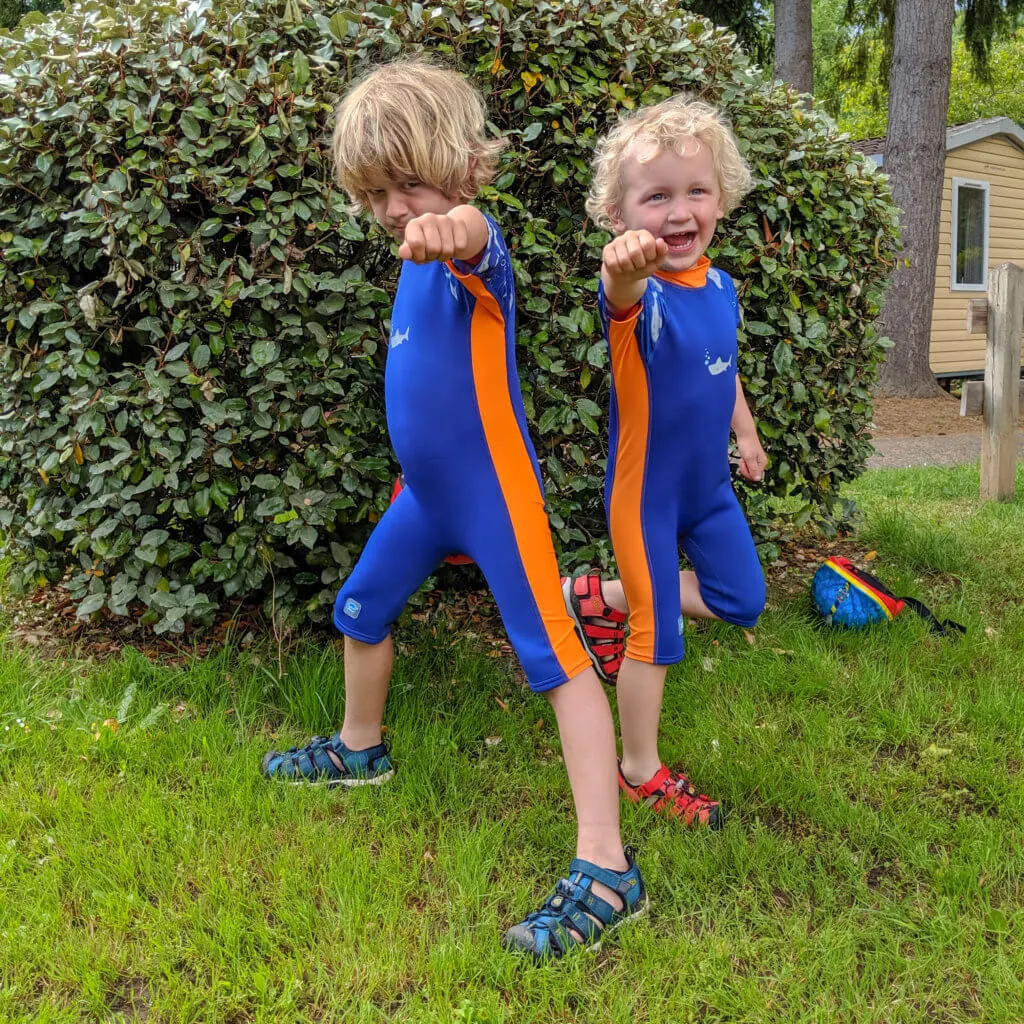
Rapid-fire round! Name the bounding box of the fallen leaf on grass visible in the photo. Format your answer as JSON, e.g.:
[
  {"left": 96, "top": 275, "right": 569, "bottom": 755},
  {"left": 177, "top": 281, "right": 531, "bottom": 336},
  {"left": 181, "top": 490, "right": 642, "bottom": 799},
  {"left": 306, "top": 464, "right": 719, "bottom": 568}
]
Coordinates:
[
  {"left": 864, "top": 550, "right": 878, "bottom": 561},
  {"left": 923, "top": 743, "right": 952, "bottom": 757},
  {"left": 90, "top": 719, "right": 118, "bottom": 740},
  {"left": 484, "top": 736, "right": 502, "bottom": 747},
  {"left": 743, "top": 630, "right": 756, "bottom": 646},
  {"left": 493, "top": 696, "right": 509, "bottom": 711},
  {"left": 702, "top": 657, "right": 714, "bottom": 672}
]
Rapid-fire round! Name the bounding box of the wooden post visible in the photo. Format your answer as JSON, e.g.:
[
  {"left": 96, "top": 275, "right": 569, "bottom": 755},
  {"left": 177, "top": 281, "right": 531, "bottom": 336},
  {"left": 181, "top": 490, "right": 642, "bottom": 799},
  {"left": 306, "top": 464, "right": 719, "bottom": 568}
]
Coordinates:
[{"left": 981, "top": 263, "right": 1024, "bottom": 501}]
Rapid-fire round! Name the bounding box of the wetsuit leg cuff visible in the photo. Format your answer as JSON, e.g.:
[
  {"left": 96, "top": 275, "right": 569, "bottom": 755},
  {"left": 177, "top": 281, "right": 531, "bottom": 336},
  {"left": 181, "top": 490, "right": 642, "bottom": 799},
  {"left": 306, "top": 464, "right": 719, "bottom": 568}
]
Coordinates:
[{"left": 333, "top": 619, "right": 391, "bottom": 646}]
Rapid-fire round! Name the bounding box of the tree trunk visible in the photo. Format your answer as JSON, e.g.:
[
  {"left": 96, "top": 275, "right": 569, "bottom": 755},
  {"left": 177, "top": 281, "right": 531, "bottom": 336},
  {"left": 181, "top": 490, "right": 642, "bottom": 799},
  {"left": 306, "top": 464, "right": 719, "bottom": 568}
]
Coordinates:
[
  {"left": 876, "top": 0, "right": 955, "bottom": 398},
  {"left": 774, "top": 0, "right": 814, "bottom": 96}
]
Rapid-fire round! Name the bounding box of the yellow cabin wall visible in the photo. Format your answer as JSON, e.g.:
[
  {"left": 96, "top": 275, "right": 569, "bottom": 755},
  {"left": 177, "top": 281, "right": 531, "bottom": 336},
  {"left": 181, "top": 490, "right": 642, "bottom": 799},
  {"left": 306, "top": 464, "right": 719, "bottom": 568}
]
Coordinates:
[{"left": 930, "top": 135, "right": 1024, "bottom": 375}]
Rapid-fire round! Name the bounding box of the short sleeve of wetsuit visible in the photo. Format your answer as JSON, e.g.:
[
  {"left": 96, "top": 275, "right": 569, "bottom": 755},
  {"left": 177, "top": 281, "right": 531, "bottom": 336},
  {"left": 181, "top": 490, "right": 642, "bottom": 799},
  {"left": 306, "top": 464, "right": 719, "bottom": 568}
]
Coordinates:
[
  {"left": 716, "top": 268, "right": 741, "bottom": 330},
  {"left": 447, "top": 213, "right": 516, "bottom": 324},
  {"left": 597, "top": 279, "right": 668, "bottom": 365}
]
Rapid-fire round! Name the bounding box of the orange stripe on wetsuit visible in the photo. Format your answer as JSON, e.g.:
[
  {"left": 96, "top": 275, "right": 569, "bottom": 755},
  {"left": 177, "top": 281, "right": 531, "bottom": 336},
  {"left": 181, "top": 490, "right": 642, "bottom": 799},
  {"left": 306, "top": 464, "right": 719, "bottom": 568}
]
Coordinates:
[
  {"left": 606, "top": 303, "right": 657, "bottom": 662},
  {"left": 450, "top": 264, "right": 592, "bottom": 682},
  {"left": 606, "top": 258, "right": 711, "bottom": 663}
]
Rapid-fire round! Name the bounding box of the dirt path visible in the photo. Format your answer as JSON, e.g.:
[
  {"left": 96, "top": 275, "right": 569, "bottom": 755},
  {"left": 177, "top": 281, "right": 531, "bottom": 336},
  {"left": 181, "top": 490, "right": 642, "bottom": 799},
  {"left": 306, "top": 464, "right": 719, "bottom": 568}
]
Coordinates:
[{"left": 867, "top": 395, "right": 1024, "bottom": 469}]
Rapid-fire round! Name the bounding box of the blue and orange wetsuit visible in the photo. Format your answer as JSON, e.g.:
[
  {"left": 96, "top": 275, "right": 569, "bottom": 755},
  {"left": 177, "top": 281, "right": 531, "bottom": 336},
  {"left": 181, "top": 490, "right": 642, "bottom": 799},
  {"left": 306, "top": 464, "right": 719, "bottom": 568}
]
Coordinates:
[
  {"left": 334, "top": 216, "right": 591, "bottom": 692},
  {"left": 599, "top": 255, "right": 766, "bottom": 666}
]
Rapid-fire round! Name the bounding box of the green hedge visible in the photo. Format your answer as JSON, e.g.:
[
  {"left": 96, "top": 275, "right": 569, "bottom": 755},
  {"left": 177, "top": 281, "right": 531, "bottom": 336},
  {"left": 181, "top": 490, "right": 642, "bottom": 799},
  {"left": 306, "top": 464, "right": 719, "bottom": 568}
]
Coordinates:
[
  {"left": 0, "top": 0, "right": 63, "bottom": 33},
  {"left": 0, "top": 0, "right": 899, "bottom": 632}
]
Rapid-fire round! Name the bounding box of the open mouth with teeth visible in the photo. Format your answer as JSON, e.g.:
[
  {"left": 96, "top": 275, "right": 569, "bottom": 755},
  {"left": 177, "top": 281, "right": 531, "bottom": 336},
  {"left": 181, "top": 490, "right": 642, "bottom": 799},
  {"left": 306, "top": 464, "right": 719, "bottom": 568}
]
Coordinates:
[{"left": 662, "top": 231, "right": 699, "bottom": 254}]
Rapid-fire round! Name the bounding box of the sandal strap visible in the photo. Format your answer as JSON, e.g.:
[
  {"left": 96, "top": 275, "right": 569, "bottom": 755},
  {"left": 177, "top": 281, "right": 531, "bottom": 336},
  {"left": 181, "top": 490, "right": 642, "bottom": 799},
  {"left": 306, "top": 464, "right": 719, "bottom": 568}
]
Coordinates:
[
  {"left": 579, "top": 623, "right": 623, "bottom": 641},
  {"left": 550, "top": 885, "right": 606, "bottom": 937},
  {"left": 557, "top": 878, "right": 617, "bottom": 925},
  {"left": 598, "top": 655, "right": 622, "bottom": 679},
  {"left": 310, "top": 743, "right": 343, "bottom": 776},
  {"left": 520, "top": 877, "right": 613, "bottom": 947},
  {"left": 635, "top": 765, "right": 675, "bottom": 799},
  {"left": 519, "top": 912, "right": 584, "bottom": 957},
  {"left": 572, "top": 573, "right": 627, "bottom": 624},
  {"left": 567, "top": 854, "right": 637, "bottom": 899},
  {"left": 640, "top": 766, "right": 703, "bottom": 801},
  {"left": 284, "top": 736, "right": 345, "bottom": 780}
]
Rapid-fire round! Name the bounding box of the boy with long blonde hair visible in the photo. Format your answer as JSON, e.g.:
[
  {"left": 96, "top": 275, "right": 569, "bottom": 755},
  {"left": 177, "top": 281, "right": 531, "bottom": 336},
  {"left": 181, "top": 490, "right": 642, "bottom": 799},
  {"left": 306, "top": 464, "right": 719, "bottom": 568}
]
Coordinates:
[
  {"left": 565, "top": 97, "right": 768, "bottom": 828},
  {"left": 261, "top": 59, "right": 646, "bottom": 959}
]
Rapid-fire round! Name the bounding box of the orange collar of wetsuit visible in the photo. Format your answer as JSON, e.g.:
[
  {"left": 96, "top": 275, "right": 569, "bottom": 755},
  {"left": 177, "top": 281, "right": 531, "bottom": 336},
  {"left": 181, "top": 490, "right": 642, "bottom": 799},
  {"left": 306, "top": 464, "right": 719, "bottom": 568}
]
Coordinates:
[{"left": 655, "top": 255, "right": 710, "bottom": 289}]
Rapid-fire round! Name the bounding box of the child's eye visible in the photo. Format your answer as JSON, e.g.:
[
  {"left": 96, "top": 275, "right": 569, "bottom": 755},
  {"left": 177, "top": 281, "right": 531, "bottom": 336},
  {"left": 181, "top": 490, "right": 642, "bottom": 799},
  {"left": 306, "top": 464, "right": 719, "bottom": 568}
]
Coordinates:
[
  {"left": 646, "top": 192, "right": 667, "bottom": 203},
  {"left": 401, "top": 180, "right": 422, "bottom": 191},
  {"left": 690, "top": 187, "right": 707, "bottom": 197}
]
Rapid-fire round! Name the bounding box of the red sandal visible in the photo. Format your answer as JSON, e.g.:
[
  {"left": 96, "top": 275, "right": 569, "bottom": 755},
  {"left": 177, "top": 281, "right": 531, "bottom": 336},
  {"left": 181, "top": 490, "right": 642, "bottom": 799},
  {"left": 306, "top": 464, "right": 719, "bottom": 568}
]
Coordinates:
[
  {"left": 618, "top": 763, "right": 724, "bottom": 830},
  {"left": 561, "top": 572, "right": 627, "bottom": 685}
]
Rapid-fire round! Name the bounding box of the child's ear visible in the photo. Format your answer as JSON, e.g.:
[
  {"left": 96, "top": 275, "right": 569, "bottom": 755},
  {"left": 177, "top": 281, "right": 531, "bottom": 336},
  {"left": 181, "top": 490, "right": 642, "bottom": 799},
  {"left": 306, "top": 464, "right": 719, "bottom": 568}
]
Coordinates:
[{"left": 608, "top": 206, "right": 627, "bottom": 233}]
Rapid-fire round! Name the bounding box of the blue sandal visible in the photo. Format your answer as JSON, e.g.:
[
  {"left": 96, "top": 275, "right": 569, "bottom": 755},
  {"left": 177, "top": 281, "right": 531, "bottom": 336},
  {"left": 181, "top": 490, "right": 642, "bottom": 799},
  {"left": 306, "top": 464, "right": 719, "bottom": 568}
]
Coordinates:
[
  {"left": 504, "top": 846, "right": 647, "bottom": 958},
  {"left": 261, "top": 734, "right": 394, "bottom": 787}
]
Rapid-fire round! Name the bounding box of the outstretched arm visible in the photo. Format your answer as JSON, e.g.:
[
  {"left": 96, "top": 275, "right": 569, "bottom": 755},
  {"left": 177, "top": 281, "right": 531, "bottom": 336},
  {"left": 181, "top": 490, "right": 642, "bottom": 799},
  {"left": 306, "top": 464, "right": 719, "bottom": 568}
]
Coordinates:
[
  {"left": 601, "top": 229, "right": 668, "bottom": 316},
  {"left": 397, "top": 205, "right": 490, "bottom": 264}
]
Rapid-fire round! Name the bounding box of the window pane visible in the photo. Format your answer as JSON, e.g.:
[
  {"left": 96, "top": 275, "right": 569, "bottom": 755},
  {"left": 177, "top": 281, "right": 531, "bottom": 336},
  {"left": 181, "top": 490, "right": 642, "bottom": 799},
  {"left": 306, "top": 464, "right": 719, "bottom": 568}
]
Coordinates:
[{"left": 955, "top": 185, "right": 986, "bottom": 286}]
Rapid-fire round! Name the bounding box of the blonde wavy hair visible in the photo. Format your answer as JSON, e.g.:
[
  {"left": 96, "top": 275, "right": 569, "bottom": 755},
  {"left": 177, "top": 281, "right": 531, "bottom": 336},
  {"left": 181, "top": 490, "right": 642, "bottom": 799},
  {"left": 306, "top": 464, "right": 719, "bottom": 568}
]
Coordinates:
[
  {"left": 331, "top": 58, "right": 505, "bottom": 212},
  {"left": 586, "top": 97, "right": 753, "bottom": 231}
]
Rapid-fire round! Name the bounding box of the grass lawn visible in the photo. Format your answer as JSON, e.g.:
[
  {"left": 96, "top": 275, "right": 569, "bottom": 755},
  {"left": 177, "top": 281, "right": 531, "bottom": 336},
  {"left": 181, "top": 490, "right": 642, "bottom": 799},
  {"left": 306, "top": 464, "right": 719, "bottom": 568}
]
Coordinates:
[{"left": 1, "top": 464, "right": 1022, "bottom": 1023}]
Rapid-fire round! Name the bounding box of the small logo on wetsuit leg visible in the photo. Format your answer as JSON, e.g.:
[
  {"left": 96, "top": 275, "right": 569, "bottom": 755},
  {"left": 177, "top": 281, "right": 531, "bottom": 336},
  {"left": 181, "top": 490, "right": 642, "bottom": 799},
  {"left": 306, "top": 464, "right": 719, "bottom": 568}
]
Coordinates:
[
  {"left": 389, "top": 325, "right": 409, "bottom": 349},
  {"left": 343, "top": 598, "right": 362, "bottom": 619},
  {"left": 678, "top": 615, "right": 685, "bottom": 635}
]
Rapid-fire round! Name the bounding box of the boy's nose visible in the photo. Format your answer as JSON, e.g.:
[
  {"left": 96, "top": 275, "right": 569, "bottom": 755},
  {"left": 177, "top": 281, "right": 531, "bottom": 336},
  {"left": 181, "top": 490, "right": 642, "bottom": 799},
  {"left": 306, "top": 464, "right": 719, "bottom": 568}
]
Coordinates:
[
  {"left": 385, "top": 192, "right": 408, "bottom": 219},
  {"left": 666, "top": 200, "right": 694, "bottom": 225}
]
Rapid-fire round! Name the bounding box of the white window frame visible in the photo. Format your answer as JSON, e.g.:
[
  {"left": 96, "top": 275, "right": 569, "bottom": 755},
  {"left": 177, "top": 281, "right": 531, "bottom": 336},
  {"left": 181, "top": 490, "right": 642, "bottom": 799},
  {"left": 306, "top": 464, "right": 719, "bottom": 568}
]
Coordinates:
[{"left": 950, "top": 177, "right": 990, "bottom": 292}]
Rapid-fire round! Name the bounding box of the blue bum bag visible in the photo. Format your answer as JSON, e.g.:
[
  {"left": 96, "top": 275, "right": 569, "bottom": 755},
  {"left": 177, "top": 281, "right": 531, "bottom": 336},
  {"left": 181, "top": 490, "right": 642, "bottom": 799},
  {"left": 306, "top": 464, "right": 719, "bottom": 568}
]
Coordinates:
[{"left": 812, "top": 557, "right": 965, "bottom": 636}]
